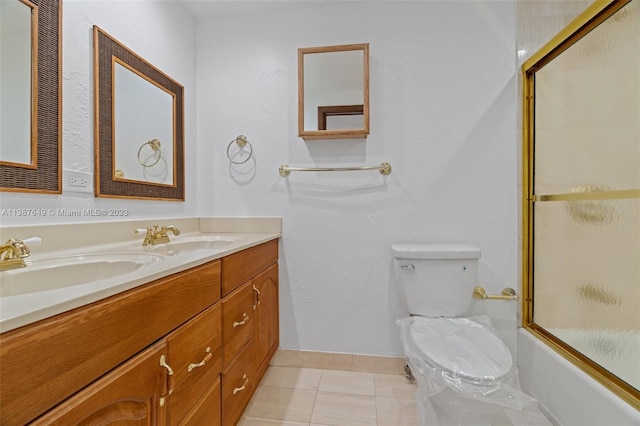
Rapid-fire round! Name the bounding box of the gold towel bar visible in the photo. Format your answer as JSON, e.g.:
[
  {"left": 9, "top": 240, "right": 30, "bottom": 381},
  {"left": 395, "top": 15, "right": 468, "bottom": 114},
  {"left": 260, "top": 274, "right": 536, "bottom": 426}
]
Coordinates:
[
  {"left": 279, "top": 162, "right": 392, "bottom": 177},
  {"left": 473, "top": 286, "right": 519, "bottom": 301}
]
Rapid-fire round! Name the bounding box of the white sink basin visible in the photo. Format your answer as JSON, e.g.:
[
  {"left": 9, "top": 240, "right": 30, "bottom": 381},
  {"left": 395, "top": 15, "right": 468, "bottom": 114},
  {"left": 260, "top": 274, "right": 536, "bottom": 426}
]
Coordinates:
[
  {"left": 0, "top": 253, "right": 163, "bottom": 297},
  {"left": 148, "top": 235, "right": 238, "bottom": 255}
]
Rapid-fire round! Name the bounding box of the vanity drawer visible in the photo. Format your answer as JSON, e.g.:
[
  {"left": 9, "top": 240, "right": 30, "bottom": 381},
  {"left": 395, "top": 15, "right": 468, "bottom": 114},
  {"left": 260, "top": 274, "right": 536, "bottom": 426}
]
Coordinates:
[
  {"left": 221, "top": 342, "right": 254, "bottom": 426},
  {"left": 179, "top": 376, "right": 221, "bottom": 426},
  {"left": 221, "top": 239, "right": 278, "bottom": 296},
  {"left": 222, "top": 281, "right": 254, "bottom": 367},
  {"left": 167, "top": 302, "right": 222, "bottom": 425}
]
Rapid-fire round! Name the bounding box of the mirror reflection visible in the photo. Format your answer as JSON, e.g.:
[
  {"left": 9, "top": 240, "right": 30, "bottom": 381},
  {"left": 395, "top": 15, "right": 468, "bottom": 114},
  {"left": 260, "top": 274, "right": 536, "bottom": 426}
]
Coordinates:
[
  {"left": 0, "top": 0, "right": 61, "bottom": 194},
  {"left": 114, "top": 61, "right": 175, "bottom": 185},
  {"left": 0, "top": 0, "right": 36, "bottom": 166},
  {"left": 298, "top": 43, "right": 369, "bottom": 140},
  {"left": 94, "top": 25, "right": 184, "bottom": 201}
]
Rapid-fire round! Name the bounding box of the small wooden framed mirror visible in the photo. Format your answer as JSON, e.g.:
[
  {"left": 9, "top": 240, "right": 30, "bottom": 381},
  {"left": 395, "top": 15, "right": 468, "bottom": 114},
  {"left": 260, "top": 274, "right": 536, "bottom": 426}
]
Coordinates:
[
  {"left": 298, "top": 43, "right": 369, "bottom": 140},
  {"left": 93, "top": 25, "right": 184, "bottom": 201}
]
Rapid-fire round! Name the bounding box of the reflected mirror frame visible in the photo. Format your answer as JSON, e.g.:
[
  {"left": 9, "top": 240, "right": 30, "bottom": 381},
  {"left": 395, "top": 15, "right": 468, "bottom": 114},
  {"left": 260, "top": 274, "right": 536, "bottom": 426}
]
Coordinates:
[
  {"left": 521, "top": 0, "right": 639, "bottom": 410},
  {"left": 0, "top": 0, "right": 61, "bottom": 193},
  {"left": 298, "top": 43, "right": 369, "bottom": 140},
  {"left": 93, "top": 25, "right": 185, "bottom": 201}
]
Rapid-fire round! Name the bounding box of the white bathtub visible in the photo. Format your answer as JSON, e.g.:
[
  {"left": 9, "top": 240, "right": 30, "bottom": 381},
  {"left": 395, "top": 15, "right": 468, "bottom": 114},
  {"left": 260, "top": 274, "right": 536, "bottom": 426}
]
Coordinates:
[{"left": 517, "top": 329, "right": 640, "bottom": 426}]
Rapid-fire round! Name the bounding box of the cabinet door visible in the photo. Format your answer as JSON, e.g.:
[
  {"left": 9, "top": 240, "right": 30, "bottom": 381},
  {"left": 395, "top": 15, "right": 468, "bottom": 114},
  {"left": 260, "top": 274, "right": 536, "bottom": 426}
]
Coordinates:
[
  {"left": 31, "top": 342, "right": 167, "bottom": 426},
  {"left": 253, "top": 262, "right": 279, "bottom": 380}
]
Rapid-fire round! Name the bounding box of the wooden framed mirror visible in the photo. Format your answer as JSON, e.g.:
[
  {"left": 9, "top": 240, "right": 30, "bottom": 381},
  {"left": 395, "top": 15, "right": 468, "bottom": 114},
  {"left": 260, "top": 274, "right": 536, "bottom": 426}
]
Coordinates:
[
  {"left": 93, "top": 25, "right": 184, "bottom": 201},
  {"left": 0, "top": 0, "right": 61, "bottom": 193},
  {"left": 298, "top": 43, "right": 369, "bottom": 140}
]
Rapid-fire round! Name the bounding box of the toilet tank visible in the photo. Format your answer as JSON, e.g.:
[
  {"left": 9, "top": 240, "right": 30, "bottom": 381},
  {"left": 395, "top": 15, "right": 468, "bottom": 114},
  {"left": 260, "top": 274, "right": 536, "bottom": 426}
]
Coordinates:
[{"left": 392, "top": 243, "right": 480, "bottom": 317}]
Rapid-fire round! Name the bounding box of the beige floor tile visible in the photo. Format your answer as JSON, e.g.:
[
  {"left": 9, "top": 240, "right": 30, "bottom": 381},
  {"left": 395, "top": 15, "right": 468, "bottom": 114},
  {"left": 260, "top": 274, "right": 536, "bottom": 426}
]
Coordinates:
[
  {"left": 318, "top": 370, "right": 375, "bottom": 396},
  {"left": 352, "top": 354, "right": 405, "bottom": 375},
  {"left": 270, "top": 349, "right": 304, "bottom": 368},
  {"left": 243, "top": 385, "right": 317, "bottom": 423},
  {"left": 376, "top": 395, "right": 420, "bottom": 426},
  {"left": 374, "top": 373, "right": 416, "bottom": 399},
  {"left": 310, "top": 392, "right": 377, "bottom": 426},
  {"left": 302, "top": 351, "right": 353, "bottom": 370},
  {"left": 239, "top": 417, "right": 310, "bottom": 426},
  {"left": 261, "top": 366, "right": 323, "bottom": 391}
]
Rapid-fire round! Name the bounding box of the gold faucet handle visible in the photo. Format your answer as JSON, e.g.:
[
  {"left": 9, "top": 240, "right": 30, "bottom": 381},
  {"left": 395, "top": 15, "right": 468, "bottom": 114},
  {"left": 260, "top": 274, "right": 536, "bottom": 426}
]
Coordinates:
[
  {"left": 3, "top": 237, "right": 39, "bottom": 259},
  {"left": 0, "top": 237, "right": 39, "bottom": 270},
  {"left": 135, "top": 227, "right": 156, "bottom": 246}
]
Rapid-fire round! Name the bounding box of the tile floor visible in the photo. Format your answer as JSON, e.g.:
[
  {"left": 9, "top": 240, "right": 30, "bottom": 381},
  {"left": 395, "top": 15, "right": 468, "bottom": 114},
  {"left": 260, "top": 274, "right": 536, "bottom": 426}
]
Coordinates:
[
  {"left": 239, "top": 366, "right": 419, "bottom": 426},
  {"left": 239, "top": 365, "right": 555, "bottom": 426}
]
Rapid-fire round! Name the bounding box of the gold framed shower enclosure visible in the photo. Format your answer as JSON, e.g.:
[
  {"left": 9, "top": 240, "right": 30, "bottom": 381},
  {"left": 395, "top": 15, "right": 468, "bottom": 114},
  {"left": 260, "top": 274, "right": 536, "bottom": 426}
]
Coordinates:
[{"left": 522, "top": 0, "right": 639, "bottom": 410}]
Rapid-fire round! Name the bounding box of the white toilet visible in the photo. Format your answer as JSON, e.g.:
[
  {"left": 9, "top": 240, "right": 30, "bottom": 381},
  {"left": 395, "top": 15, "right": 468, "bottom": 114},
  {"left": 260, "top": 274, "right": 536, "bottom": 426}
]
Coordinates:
[{"left": 392, "top": 243, "right": 539, "bottom": 426}]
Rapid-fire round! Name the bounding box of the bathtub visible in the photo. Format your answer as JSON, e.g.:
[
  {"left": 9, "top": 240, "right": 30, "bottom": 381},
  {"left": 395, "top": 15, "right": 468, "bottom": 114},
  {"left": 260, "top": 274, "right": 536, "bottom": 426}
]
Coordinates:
[{"left": 517, "top": 329, "right": 640, "bottom": 425}]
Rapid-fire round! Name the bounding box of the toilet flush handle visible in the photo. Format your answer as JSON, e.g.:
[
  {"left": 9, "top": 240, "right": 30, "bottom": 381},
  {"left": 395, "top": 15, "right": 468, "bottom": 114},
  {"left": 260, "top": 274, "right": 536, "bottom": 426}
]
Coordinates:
[{"left": 400, "top": 264, "right": 415, "bottom": 271}]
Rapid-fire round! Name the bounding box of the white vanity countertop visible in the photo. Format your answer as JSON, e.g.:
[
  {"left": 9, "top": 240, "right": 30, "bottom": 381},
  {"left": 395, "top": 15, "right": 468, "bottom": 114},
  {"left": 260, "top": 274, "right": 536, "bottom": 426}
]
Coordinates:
[{"left": 0, "top": 220, "right": 280, "bottom": 333}]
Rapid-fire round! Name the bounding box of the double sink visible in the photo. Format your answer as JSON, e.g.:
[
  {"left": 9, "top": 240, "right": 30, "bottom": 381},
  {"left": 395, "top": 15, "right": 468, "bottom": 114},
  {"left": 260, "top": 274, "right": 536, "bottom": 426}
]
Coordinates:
[{"left": 0, "top": 234, "right": 239, "bottom": 298}]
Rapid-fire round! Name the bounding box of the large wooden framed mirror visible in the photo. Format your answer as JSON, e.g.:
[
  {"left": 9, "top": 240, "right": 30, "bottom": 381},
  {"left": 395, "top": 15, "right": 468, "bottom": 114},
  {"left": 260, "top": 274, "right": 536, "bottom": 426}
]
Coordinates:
[
  {"left": 0, "top": 0, "right": 61, "bottom": 193},
  {"left": 298, "top": 43, "right": 369, "bottom": 140},
  {"left": 94, "top": 26, "right": 184, "bottom": 201}
]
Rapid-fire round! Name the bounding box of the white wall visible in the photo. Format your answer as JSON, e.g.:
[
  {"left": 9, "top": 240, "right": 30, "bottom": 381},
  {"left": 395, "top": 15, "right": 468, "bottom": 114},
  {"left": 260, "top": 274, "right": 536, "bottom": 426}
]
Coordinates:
[
  {"left": 197, "top": 1, "right": 518, "bottom": 356},
  {"left": 0, "top": 0, "right": 197, "bottom": 225}
]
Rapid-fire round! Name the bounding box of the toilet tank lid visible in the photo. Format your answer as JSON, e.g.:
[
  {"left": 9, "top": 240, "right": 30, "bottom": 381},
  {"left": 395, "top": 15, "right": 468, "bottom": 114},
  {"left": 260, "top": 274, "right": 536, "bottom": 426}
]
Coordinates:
[{"left": 391, "top": 243, "right": 480, "bottom": 259}]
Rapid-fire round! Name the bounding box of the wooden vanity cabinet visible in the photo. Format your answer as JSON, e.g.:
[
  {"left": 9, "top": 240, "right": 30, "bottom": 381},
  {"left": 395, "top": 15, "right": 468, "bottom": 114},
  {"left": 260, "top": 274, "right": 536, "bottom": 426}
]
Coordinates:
[
  {"left": 30, "top": 304, "right": 224, "bottom": 426},
  {"left": 0, "top": 238, "right": 279, "bottom": 426}
]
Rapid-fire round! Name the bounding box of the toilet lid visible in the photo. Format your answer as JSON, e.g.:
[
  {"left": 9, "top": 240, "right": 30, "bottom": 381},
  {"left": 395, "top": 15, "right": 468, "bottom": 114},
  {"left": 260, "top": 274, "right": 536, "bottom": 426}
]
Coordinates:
[{"left": 410, "top": 317, "right": 513, "bottom": 383}]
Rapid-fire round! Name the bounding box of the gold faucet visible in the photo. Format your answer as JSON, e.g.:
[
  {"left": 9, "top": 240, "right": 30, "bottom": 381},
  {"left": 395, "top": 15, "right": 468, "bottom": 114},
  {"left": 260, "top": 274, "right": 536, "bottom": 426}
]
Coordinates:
[
  {"left": 137, "top": 225, "right": 181, "bottom": 246},
  {"left": 0, "top": 238, "right": 33, "bottom": 271}
]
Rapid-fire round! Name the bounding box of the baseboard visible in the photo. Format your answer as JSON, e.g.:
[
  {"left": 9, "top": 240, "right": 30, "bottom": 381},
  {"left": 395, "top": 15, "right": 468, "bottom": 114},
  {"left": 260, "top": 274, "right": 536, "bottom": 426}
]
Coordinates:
[{"left": 269, "top": 349, "right": 406, "bottom": 375}]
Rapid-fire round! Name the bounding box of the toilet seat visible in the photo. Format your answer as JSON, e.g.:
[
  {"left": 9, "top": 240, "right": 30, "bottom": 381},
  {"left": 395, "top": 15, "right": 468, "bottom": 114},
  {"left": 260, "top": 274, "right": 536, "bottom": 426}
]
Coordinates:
[{"left": 409, "top": 316, "right": 513, "bottom": 384}]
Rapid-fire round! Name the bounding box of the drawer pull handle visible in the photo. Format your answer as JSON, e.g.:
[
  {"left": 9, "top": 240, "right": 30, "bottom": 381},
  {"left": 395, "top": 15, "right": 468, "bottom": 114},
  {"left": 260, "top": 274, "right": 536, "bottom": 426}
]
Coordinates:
[
  {"left": 188, "top": 347, "right": 212, "bottom": 372},
  {"left": 253, "top": 285, "right": 261, "bottom": 310},
  {"left": 233, "top": 374, "right": 249, "bottom": 395},
  {"left": 233, "top": 313, "right": 249, "bottom": 328},
  {"left": 159, "top": 355, "right": 174, "bottom": 406}
]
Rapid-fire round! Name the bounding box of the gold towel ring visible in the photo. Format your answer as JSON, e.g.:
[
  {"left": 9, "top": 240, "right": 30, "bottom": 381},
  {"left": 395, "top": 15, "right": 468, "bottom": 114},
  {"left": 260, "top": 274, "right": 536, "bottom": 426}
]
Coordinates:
[
  {"left": 137, "top": 138, "right": 163, "bottom": 168},
  {"left": 226, "top": 135, "right": 253, "bottom": 165}
]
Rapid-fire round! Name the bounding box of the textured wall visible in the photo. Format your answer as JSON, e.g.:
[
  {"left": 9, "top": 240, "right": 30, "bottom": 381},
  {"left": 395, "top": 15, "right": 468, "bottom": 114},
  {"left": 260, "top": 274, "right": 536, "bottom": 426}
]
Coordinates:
[
  {"left": 0, "top": 0, "right": 197, "bottom": 224},
  {"left": 197, "top": 1, "right": 518, "bottom": 356}
]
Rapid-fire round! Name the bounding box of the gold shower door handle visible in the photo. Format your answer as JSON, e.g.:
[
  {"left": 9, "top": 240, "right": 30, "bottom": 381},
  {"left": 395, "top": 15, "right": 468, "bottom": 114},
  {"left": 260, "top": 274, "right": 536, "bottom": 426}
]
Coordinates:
[{"left": 473, "top": 286, "right": 519, "bottom": 301}]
